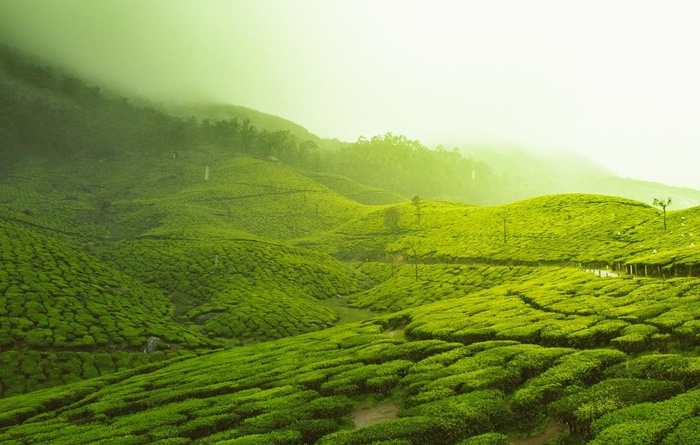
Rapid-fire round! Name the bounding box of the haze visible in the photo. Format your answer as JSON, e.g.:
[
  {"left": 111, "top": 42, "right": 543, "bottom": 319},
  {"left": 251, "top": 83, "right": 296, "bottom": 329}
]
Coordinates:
[{"left": 2, "top": 0, "right": 700, "bottom": 189}]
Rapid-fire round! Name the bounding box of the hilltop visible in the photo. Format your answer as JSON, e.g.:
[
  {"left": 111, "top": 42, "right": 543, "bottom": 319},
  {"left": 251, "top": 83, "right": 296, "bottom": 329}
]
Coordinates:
[{"left": 4, "top": 46, "right": 700, "bottom": 444}]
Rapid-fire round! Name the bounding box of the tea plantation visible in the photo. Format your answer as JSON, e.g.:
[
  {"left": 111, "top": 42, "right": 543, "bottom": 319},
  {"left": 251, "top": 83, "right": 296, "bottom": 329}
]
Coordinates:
[
  {"left": 6, "top": 145, "right": 700, "bottom": 443},
  {"left": 5, "top": 274, "right": 700, "bottom": 444}
]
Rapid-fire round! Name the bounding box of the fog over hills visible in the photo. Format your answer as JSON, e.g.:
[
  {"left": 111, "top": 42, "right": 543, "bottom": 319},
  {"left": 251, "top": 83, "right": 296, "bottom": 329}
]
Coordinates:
[
  {"left": 2, "top": 0, "right": 700, "bottom": 190},
  {"left": 6, "top": 4, "right": 700, "bottom": 445}
]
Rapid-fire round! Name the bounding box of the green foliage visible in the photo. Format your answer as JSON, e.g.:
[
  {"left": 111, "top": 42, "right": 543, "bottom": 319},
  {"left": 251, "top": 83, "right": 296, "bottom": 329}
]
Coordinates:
[
  {"left": 550, "top": 378, "right": 684, "bottom": 439},
  {"left": 663, "top": 417, "right": 700, "bottom": 445},
  {"left": 8, "top": 47, "right": 700, "bottom": 445},
  {"left": 302, "top": 171, "right": 406, "bottom": 205},
  {"left": 457, "top": 433, "right": 510, "bottom": 445},
  {"left": 104, "top": 237, "right": 359, "bottom": 342},
  {"left": 590, "top": 389, "right": 700, "bottom": 444},
  {"left": 402, "top": 390, "right": 509, "bottom": 442},
  {"left": 322, "top": 133, "right": 494, "bottom": 205},
  {"left": 316, "top": 416, "right": 445, "bottom": 445},
  {"left": 510, "top": 349, "right": 626, "bottom": 424},
  {"left": 604, "top": 354, "right": 700, "bottom": 388}
]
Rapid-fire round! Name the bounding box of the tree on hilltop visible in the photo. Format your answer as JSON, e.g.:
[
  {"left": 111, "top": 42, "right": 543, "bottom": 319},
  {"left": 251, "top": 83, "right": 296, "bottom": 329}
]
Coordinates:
[
  {"left": 412, "top": 195, "right": 422, "bottom": 224},
  {"left": 384, "top": 207, "right": 401, "bottom": 236},
  {"left": 653, "top": 197, "right": 672, "bottom": 231}
]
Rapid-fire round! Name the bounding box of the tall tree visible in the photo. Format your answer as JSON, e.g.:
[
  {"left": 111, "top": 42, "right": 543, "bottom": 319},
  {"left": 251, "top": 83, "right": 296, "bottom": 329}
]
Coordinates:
[
  {"left": 412, "top": 195, "right": 422, "bottom": 224},
  {"left": 653, "top": 197, "right": 672, "bottom": 231},
  {"left": 384, "top": 207, "right": 401, "bottom": 236}
]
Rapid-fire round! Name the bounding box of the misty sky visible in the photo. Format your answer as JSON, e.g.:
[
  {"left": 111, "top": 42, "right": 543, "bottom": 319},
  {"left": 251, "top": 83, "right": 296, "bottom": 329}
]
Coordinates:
[{"left": 2, "top": 0, "right": 700, "bottom": 189}]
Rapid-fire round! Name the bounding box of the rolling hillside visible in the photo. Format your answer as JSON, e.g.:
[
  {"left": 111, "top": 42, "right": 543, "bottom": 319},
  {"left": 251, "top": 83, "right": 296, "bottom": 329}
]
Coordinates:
[{"left": 5, "top": 46, "right": 700, "bottom": 444}]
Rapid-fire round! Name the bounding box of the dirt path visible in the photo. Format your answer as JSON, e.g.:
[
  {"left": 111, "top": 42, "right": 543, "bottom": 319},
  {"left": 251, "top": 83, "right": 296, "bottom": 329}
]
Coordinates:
[
  {"left": 510, "top": 419, "right": 568, "bottom": 445},
  {"left": 351, "top": 399, "right": 400, "bottom": 428},
  {"left": 386, "top": 328, "right": 404, "bottom": 337}
]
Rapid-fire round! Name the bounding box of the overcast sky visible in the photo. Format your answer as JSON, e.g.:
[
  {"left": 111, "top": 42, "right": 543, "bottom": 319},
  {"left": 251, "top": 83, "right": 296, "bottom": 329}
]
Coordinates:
[{"left": 2, "top": 0, "right": 700, "bottom": 189}]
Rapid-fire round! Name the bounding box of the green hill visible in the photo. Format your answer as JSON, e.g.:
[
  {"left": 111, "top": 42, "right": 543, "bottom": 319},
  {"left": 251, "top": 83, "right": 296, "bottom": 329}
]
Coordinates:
[
  {"left": 5, "top": 268, "right": 700, "bottom": 443},
  {"left": 0, "top": 219, "right": 215, "bottom": 397},
  {"left": 298, "top": 194, "right": 657, "bottom": 265},
  {"left": 6, "top": 46, "right": 700, "bottom": 444},
  {"left": 300, "top": 171, "right": 406, "bottom": 206}
]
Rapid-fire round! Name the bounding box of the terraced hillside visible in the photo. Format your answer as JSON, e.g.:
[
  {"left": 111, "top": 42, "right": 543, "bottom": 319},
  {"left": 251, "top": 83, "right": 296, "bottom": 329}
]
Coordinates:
[
  {"left": 6, "top": 142, "right": 700, "bottom": 444},
  {"left": 6, "top": 268, "right": 700, "bottom": 444},
  {"left": 6, "top": 48, "right": 700, "bottom": 444},
  {"left": 0, "top": 153, "right": 374, "bottom": 393},
  {"left": 300, "top": 193, "right": 700, "bottom": 274},
  {"left": 0, "top": 219, "right": 214, "bottom": 397},
  {"left": 7, "top": 138, "right": 700, "bottom": 443}
]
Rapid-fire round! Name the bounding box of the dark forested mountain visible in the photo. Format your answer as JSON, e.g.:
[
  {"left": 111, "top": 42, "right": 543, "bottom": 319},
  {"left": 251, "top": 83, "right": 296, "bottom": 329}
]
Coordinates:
[
  {"left": 0, "top": 46, "right": 324, "bottom": 178},
  {"left": 169, "top": 102, "right": 347, "bottom": 152}
]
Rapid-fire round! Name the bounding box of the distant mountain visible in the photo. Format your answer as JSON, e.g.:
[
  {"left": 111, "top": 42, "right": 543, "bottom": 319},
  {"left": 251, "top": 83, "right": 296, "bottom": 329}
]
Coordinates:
[{"left": 459, "top": 143, "right": 700, "bottom": 208}]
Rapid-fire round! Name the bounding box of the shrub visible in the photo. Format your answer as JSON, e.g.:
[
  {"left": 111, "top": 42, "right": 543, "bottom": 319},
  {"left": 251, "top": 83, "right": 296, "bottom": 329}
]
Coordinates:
[
  {"left": 219, "top": 429, "right": 302, "bottom": 445},
  {"left": 296, "top": 418, "right": 341, "bottom": 444},
  {"left": 457, "top": 432, "right": 510, "bottom": 445},
  {"left": 402, "top": 390, "right": 509, "bottom": 442},
  {"left": 589, "top": 421, "right": 667, "bottom": 445},
  {"left": 306, "top": 396, "right": 356, "bottom": 418},
  {"left": 662, "top": 417, "right": 700, "bottom": 445},
  {"left": 550, "top": 378, "right": 684, "bottom": 439},
  {"left": 316, "top": 416, "right": 445, "bottom": 445},
  {"left": 591, "top": 389, "right": 700, "bottom": 441}
]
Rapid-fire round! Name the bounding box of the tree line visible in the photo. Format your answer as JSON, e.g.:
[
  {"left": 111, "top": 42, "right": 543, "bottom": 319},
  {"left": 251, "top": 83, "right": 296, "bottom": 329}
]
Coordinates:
[{"left": 1, "top": 45, "right": 503, "bottom": 204}]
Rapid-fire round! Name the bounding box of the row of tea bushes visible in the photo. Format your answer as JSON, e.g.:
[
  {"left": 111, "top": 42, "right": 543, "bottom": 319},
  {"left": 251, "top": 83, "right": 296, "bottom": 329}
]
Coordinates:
[
  {"left": 0, "top": 220, "right": 214, "bottom": 351},
  {"left": 404, "top": 268, "right": 700, "bottom": 352},
  {"left": 317, "top": 390, "right": 509, "bottom": 445},
  {"left": 4, "top": 311, "right": 700, "bottom": 443},
  {"left": 103, "top": 238, "right": 362, "bottom": 341},
  {"left": 550, "top": 378, "right": 684, "bottom": 439},
  {"left": 113, "top": 157, "right": 366, "bottom": 242},
  {"left": 589, "top": 388, "right": 700, "bottom": 445},
  {"left": 348, "top": 263, "right": 538, "bottom": 311},
  {"left": 0, "top": 350, "right": 186, "bottom": 398}
]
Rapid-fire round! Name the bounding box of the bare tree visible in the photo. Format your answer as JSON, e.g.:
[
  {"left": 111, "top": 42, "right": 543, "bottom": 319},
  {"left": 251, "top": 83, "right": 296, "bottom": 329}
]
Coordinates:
[{"left": 653, "top": 197, "right": 672, "bottom": 231}]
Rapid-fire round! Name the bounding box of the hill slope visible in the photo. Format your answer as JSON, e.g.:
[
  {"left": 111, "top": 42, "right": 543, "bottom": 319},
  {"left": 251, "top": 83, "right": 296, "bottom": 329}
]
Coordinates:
[
  {"left": 5, "top": 268, "right": 700, "bottom": 443},
  {"left": 6, "top": 46, "right": 700, "bottom": 444}
]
